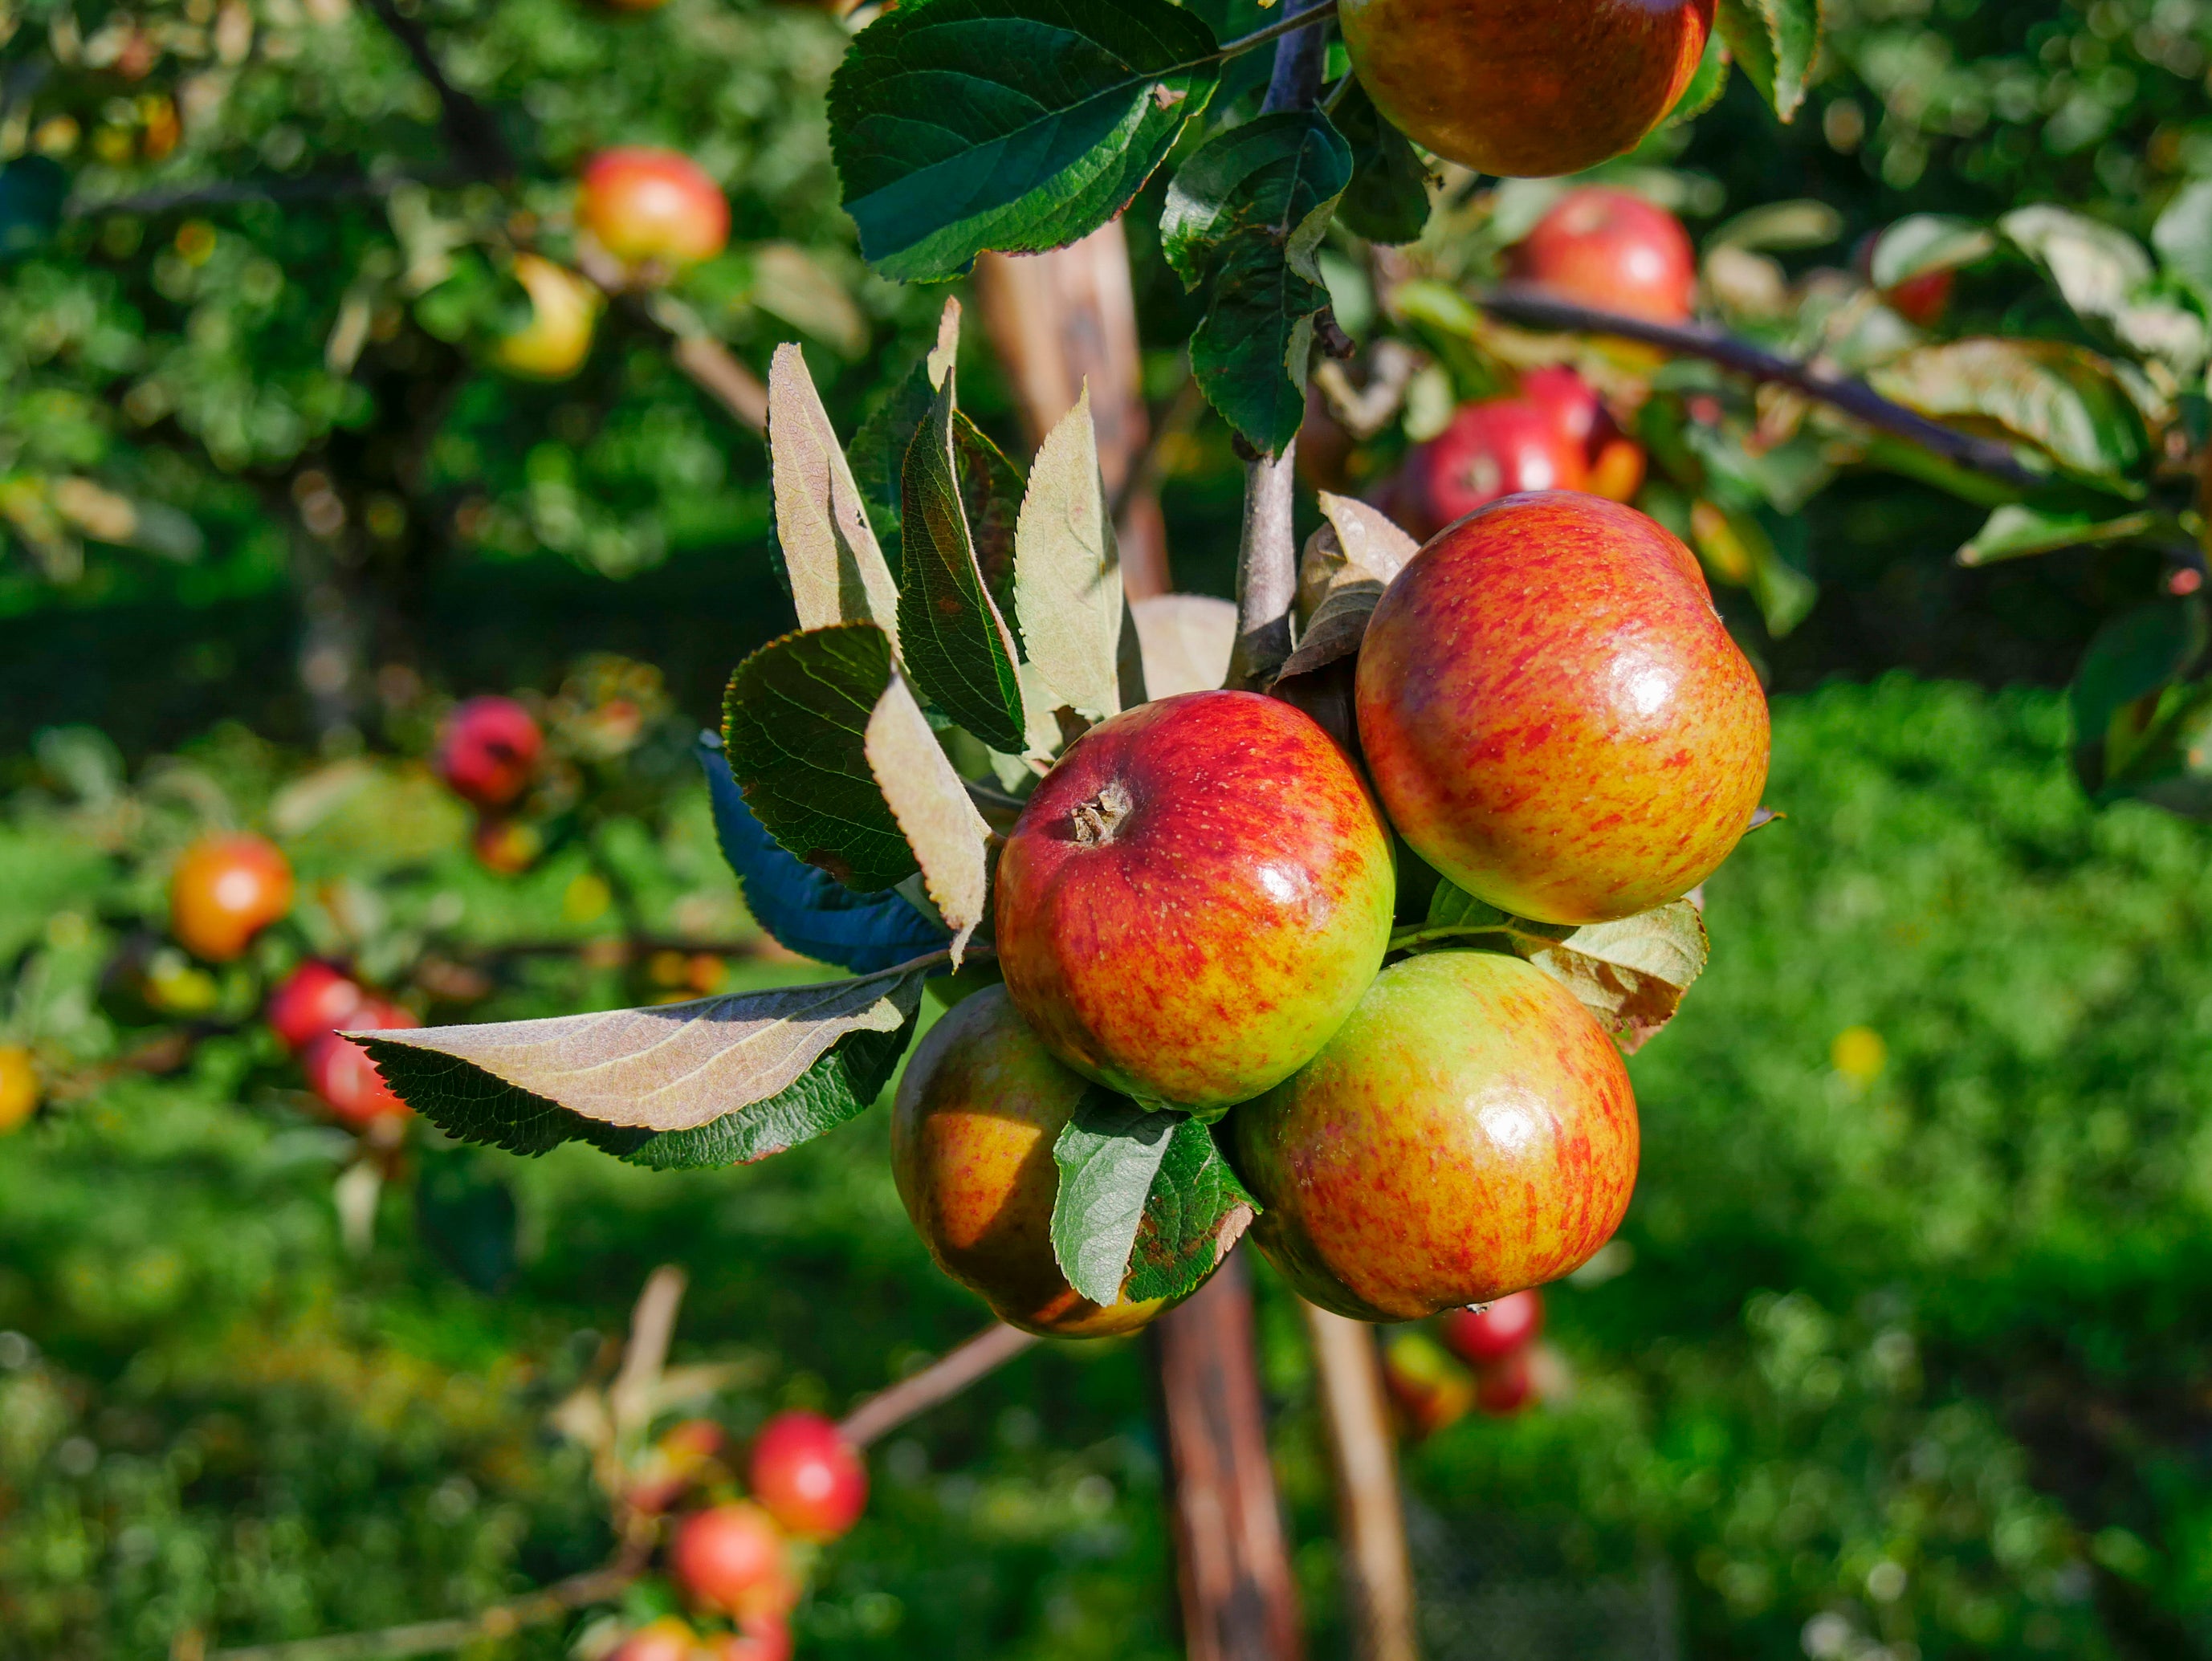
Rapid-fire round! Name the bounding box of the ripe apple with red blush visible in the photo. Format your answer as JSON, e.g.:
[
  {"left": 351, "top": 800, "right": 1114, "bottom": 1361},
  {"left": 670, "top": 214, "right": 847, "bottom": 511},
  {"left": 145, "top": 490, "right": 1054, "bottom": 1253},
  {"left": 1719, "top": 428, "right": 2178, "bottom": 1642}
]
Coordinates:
[
  {"left": 1355, "top": 492, "right": 1768, "bottom": 925},
  {"left": 1402, "top": 399, "right": 1585, "bottom": 538},
  {"left": 1519, "top": 365, "right": 1646, "bottom": 504},
  {"left": 1339, "top": 0, "right": 1713, "bottom": 177},
  {"left": 267, "top": 961, "right": 368, "bottom": 1052},
  {"left": 580, "top": 148, "right": 730, "bottom": 271},
  {"left": 672, "top": 1501, "right": 796, "bottom": 1619},
  {"left": 170, "top": 833, "right": 294, "bottom": 962},
  {"left": 437, "top": 696, "right": 544, "bottom": 811},
  {"left": 1509, "top": 187, "right": 1697, "bottom": 325},
  {"left": 995, "top": 691, "right": 1394, "bottom": 1112},
  {"left": 1443, "top": 1289, "right": 1544, "bottom": 1368},
  {"left": 749, "top": 1411, "right": 867, "bottom": 1541}
]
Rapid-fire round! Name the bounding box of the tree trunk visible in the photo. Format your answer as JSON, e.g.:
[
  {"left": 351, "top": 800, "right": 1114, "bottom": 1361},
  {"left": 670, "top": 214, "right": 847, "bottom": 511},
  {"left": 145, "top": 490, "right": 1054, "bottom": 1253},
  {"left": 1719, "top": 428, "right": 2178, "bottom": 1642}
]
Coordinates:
[
  {"left": 1154, "top": 1252, "right": 1306, "bottom": 1661},
  {"left": 1302, "top": 1303, "right": 1420, "bottom": 1661},
  {"left": 974, "top": 220, "right": 1170, "bottom": 599}
]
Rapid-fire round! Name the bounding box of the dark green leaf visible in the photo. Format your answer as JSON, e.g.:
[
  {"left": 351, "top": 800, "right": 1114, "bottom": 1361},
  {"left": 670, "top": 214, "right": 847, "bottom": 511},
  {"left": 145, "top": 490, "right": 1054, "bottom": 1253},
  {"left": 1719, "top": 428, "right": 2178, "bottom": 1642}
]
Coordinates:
[
  {"left": 1051, "top": 1090, "right": 1175, "bottom": 1306},
  {"left": 1122, "top": 1116, "right": 1258, "bottom": 1304},
  {"left": 0, "top": 159, "right": 66, "bottom": 263},
  {"left": 1717, "top": 0, "right": 1821, "bottom": 123},
  {"left": 1870, "top": 215, "right": 2000, "bottom": 290},
  {"left": 723, "top": 623, "right": 915, "bottom": 893},
  {"left": 849, "top": 357, "right": 934, "bottom": 565},
  {"left": 1869, "top": 338, "right": 2149, "bottom": 485},
  {"left": 1331, "top": 82, "right": 1432, "bottom": 246},
  {"left": 828, "top": 0, "right": 1222, "bottom": 282},
  {"left": 357, "top": 967, "right": 930, "bottom": 1169},
  {"left": 1957, "top": 503, "right": 2166, "bottom": 567},
  {"left": 2071, "top": 600, "right": 2207, "bottom": 771},
  {"left": 898, "top": 371, "right": 1029, "bottom": 750},
  {"left": 954, "top": 412, "right": 1025, "bottom": 624},
  {"left": 413, "top": 1154, "right": 519, "bottom": 1293}
]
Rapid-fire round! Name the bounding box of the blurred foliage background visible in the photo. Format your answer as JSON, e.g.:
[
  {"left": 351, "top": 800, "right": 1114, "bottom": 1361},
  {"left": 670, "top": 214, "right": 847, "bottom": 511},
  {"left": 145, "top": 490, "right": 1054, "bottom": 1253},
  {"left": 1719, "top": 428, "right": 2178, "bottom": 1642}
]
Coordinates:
[{"left": 10, "top": 0, "right": 2212, "bottom": 1657}]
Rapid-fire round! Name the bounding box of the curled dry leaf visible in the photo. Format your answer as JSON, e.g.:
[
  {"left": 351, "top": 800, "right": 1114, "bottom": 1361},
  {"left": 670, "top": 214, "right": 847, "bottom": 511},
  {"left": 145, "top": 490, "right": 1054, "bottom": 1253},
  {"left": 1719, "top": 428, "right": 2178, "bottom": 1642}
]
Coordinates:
[
  {"left": 1276, "top": 491, "right": 1420, "bottom": 685},
  {"left": 1130, "top": 593, "right": 1236, "bottom": 698}
]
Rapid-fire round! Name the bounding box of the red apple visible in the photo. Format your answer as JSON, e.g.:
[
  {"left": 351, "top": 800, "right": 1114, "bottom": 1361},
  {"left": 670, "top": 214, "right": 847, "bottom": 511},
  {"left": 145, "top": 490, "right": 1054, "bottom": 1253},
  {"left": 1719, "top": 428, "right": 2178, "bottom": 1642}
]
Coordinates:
[
  {"left": 1339, "top": 0, "right": 1713, "bottom": 177},
  {"left": 1522, "top": 366, "right": 1647, "bottom": 504},
  {"left": 579, "top": 147, "right": 730, "bottom": 270},
  {"left": 1407, "top": 399, "right": 1587, "bottom": 538},
  {"left": 1381, "top": 1329, "right": 1477, "bottom": 1438},
  {"left": 1235, "top": 951, "right": 1639, "bottom": 1321},
  {"left": 1856, "top": 232, "right": 1955, "bottom": 328},
  {"left": 0, "top": 1045, "right": 39, "bottom": 1134},
  {"left": 304, "top": 1000, "right": 420, "bottom": 1129},
  {"left": 1508, "top": 186, "right": 1697, "bottom": 324},
  {"left": 671, "top": 1502, "right": 797, "bottom": 1619},
  {"left": 1476, "top": 1347, "right": 1535, "bottom": 1415},
  {"left": 609, "top": 1617, "right": 700, "bottom": 1661},
  {"left": 494, "top": 253, "right": 600, "bottom": 381},
  {"left": 703, "top": 1615, "right": 792, "bottom": 1661},
  {"left": 436, "top": 696, "right": 544, "bottom": 811},
  {"left": 1355, "top": 493, "right": 1768, "bottom": 924},
  {"left": 267, "top": 961, "right": 368, "bottom": 1052},
  {"left": 170, "top": 833, "right": 294, "bottom": 962},
  {"left": 749, "top": 1411, "right": 867, "bottom": 1541},
  {"left": 994, "top": 691, "right": 1395, "bottom": 1111},
  {"left": 1442, "top": 1288, "right": 1544, "bottom": 1368},
  {"left": 893, "top": 985, "right": 1175, "bottom": 1336}
]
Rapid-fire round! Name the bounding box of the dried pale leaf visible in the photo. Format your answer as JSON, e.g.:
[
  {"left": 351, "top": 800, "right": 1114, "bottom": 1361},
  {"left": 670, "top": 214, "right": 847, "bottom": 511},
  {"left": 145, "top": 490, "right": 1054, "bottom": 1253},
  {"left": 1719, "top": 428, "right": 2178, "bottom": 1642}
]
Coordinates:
[
  {"left": 928, "top": 296, "right": 960, "bottom": 389},
  {"left": 1131, "top": 593, "right": 1236, "bottom": 698},
  {"left": 358, "top": 971, "right": 923, "bottom": 1134},
  {"left": 1523, "top": 902, "right": 1711, "bottom": 1054},
  {"left": 1015, "top": 389, "right": 1125, "bottom": 722},
  {"left": 1276, "top": 579, "right": 1385, "bottom": 683},
  {"left": 768, "top": 344, "right": 902, "bottom": 651},
  {"left": 864, "top": 673, "right": 994, "bottom": 963},
  {"left": 1280, "top": 493, "right": 1419, "bottom": 680}
]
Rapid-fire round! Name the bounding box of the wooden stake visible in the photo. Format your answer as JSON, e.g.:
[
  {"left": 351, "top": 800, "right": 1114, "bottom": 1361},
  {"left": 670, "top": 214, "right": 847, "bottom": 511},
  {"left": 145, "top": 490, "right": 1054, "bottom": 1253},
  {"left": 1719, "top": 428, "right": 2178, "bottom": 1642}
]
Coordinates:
[{"left": 1302, "top": 1304, "right": 1420, "bottom": 1661}]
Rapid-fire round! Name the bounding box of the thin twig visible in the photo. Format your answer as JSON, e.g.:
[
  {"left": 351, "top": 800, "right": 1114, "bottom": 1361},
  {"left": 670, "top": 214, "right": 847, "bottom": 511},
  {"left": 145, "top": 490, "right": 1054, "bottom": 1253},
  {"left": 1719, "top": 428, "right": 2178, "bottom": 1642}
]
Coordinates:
[
  {"left": 1216, "top": 0, "right": 1339, "bottom": 60},
  {"left": 358, "top": 0, "right": 515, "bottom": 179},
  {"left": 837, "top": 1321, "right": 1040, "bottom": 1448},
  {"left": 1477, "top": 285, "right": 2044, "bottom": 488}
]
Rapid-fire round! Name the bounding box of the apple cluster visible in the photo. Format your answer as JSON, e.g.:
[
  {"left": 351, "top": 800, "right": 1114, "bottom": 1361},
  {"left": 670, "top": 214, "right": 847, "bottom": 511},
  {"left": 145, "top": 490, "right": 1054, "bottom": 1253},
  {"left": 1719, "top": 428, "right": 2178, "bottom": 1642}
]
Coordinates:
[
  {"left": 605, "top": 1411, "right": 869, "bottom": 1661},
  {"left": 1383, "top": 1289, "right": 1551, "bottom": 1436},
  {"left": 895, "top": 487, "right": 1768, "bottom": 1333}
]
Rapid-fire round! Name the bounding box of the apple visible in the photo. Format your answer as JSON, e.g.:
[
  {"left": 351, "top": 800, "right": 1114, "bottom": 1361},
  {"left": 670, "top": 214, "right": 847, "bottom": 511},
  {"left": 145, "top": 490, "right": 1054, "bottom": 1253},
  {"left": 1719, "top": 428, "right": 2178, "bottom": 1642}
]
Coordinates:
[
  {"left": 494, "top": 253, "right": 600, "bottom": 381},
  {"left": 671, "top": 1501, "right": 797, "bottom": 1618},
  {"left": 703, "top": 1616, "right": 793, "bottom": 1661},
  {"left": 1856, "top": 234, "right": 1954, "bottom": 328},
  {"left": 1234, "top": 951, "right": 1639, "bottom": 1321},
  {"left": 437, "top": 696, "right": 544, "bottom": 811},
  {"left": 1338, "top": 0, "right": 1713, "bottom": 177},
  {"left": 1475, "top": 1347, "right": 1535, "bottom": 1416},
  {"left": 0, "top": 1045, "right": 39, "bottom": 1134},
  {"left": 1354, "top": 492, "right": 1768, "bottom": 924},
  {"left": 1380, "top": 1329, "right": 1476, "bottom": 1438},
  {"left": 1405, "top": 398, "right": 1587, "bottom": 539},
  {"left": 170, "top": 833, "right": 295, "bottom": 963},
  {"left": 267, "top": 961, "right": 368, "bottom": 1052},
  {"left": 1441, "top": 1288, "right": 1544, "bottom": 1368},
  {"left": 579, "top": 147, "right": 730, "bottom": 270},
  {"left": 304, "top": 1001, "right": 421, "bottom": 1130},
  {"left": 1508, "top": 186, "right": 1697, "bottom": 324},
  {"left": 994, "top": 691, "right": 1395, "bottom": 1110},
  {"left": 1520, "top": 366, "right": 1648, "bottom": 504},
  {"left": 609, "top": 1617, "right": 701, "bottom": 1661},
  {"left": 471, "top": 815, "right": 544, "bottom": 876},
  {"left": 892, "top": 985, "right": 1171, "bottom": 1337},
  {"left": 749, "top": 1411, "right": 867, "bottom": 1541},
  {"left": 628, "top": 1417, "right": 729, "bottom": 1514}
]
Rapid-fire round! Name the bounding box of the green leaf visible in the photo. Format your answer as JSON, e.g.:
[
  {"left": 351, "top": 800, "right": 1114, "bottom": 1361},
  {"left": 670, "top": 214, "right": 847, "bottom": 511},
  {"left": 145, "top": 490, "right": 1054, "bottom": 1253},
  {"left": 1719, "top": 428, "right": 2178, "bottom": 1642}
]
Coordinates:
[
  {"left": 1709, "top": 200, "right": 1843, "bottom": 254},
  {"left": 2002, "top": 206, "right": 2206, "bottom": 373},
  {"left": 1014, "top": 389, "right": 1126, "bottom": 723},
  {"left": 1049, "top": 1094, "right": 1256, "bottom": 1307},
  {"left": 356, "top": 967, "right": 931, "bottom": 1168},
  {"left": 724, "top": 623, "right": 916, "bottom": 893},
  {"left": 954, "top": 411, "right": 1026, "bottom": 624},
  {"left": 828, "top": 0, "right": 1222, "bottom": 282},
  {"left": 1331, "top": 81, "right": 1432, "bottom": 246},
  {"left": 2153, "top": 181, "right": 2212, "bottom": 305},
  {"left": 2071, "top": 600, "right": 2207, "bottom": 767},
  {"left": 1665, "top": 26, "right": 1732, "bottom": 125},
  {"left": 849, "top": 299, "right": 965, "bottom": 572},
  {"left": 1163, "top": 111, "right": 1353, "bottom": 454},
  {"left": 1868, "top": 339, "right": 2148, "bottom": 484},
  {"left": 1870, "top": 214, "right": 2000, "bottom": 290},
  {"left": 897, "top": 369, "right": 1029, "bottom": 751},
  {"left": 1957, "top": 503, "right": 2166, "bottom": 567},
  {"left": 1717, "top": 0, "right": 1822, "bottom": 123},
  {"left": 1395, "top": 884, "right": 1712, "bottom": 1053},
  {"left": 768, "top": 344, "right": 903, "bottom": 651}
]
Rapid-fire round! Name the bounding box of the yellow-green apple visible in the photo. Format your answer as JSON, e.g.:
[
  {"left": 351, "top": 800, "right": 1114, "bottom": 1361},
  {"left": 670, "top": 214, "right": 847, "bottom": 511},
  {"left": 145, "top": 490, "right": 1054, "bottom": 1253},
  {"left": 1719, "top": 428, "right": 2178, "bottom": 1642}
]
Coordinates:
[
  {"left": 1508, "top": 186, "right": 1697, "bottom": 324},
  {"left": 1380, "top": 1329, "right": 1476, "bottom": 1438},
  {"left": 1340, "top": 0, "right": 1713, "bottom": 177},
  {"left": 579, "top": 147, "right": 730, "bottom": 270},
  {"left": 0, "top": 1045, "right": 38, "bottom": 1134},
  {"left": 748, "top": 1411, "right": 867, "bottom": 1541},
  {"left": 169, "top": 833, "right": 294, "bottom": 962},
  {"left": 1235, "top": 951, "right": 1638, "bottom": 1320},
  {"left": 995, "top": 691, "right": 1394, "bottom": 1110},
  {"left": 1355, "top": 492, "right": 1767, "bottom": 924},
  {"left": 493, "top": 254, "right": 600, "bottom": 381},
  {"left": 1404, "top": 398, "right": 1587, "bottom": 539},
  {"left": 891, "top": 986, "right": 1170, "bottom": 1337}
]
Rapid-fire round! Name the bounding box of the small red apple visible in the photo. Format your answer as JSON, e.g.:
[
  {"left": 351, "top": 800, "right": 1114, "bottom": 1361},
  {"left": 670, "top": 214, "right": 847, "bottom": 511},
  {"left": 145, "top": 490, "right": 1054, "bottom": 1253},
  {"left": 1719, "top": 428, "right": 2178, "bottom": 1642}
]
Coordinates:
[
  {"left": 1236, "top": 951, "right": 1639, "bottom": 1321},
  {"left": 267, "top": 961, "right": 368, "bottom": 1052},
  {"left": 1856, "top": 233, "right": 1955, "bottom": 328},
  {"left": 1509, "top": 187, "right": 1697, "bottom": 325},
  {"left": 1355, "top": 493, "right": 1768, "bottom": 925},
  {"left": 1381, "top": 1329, "right": 1476, "bottom": 1439},
  {"left": 1522, "top": 365, "right": 1647, "bottom": 504},
  {"left": 702, "top": 1615, "right": 792, "bottom": 1661},
  {"left": 0, "top": 1045, "right": 39, "bottom": 1134},
  {"left": 304, "top": 1000, "right": 420, "bottom": 1129},
  {"left": 579, "top": 147, "right": 730, "bottom": 270},
  {"left": 749, "top": 1411, "right": 867, "bottom": 1541},
  {"left": 609, "top": 1617, "right": 700, "bottom": 1661},
  {"left": 1442, "top": 1289, "right": 1544, "bottom": 1368},
  {"left": 437, "top": 696, "right": 544, "bottom": 811},
  {"left": 170, "top": 833, "right": 294, "bottom": 963},
  {"left": 995, "top": 691, "right": 1395, "bottom": 1111},
  {"left": 1475, "top": 1347, "right": 1535, "bottom": 1416},
  {"left": 671, "top": 1501, "right": 797, "bottom": 1619},
  {"left": 1338, "top": 0, "right": 1713, "bottom": 177},
  {"left": 893, "top": 986, "right": 1175, "bottom": 1336},
  {"left": 1407, "top": 398, "right": 1587, "bottom": 538}
]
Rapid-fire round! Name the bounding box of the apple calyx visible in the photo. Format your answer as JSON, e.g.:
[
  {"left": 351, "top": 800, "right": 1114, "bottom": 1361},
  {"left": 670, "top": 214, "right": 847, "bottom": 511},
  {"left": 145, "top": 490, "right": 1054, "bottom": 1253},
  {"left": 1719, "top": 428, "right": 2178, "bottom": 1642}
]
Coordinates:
[{"left": 1070, "top": 782, "right": 1133, "bottom": 849}]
